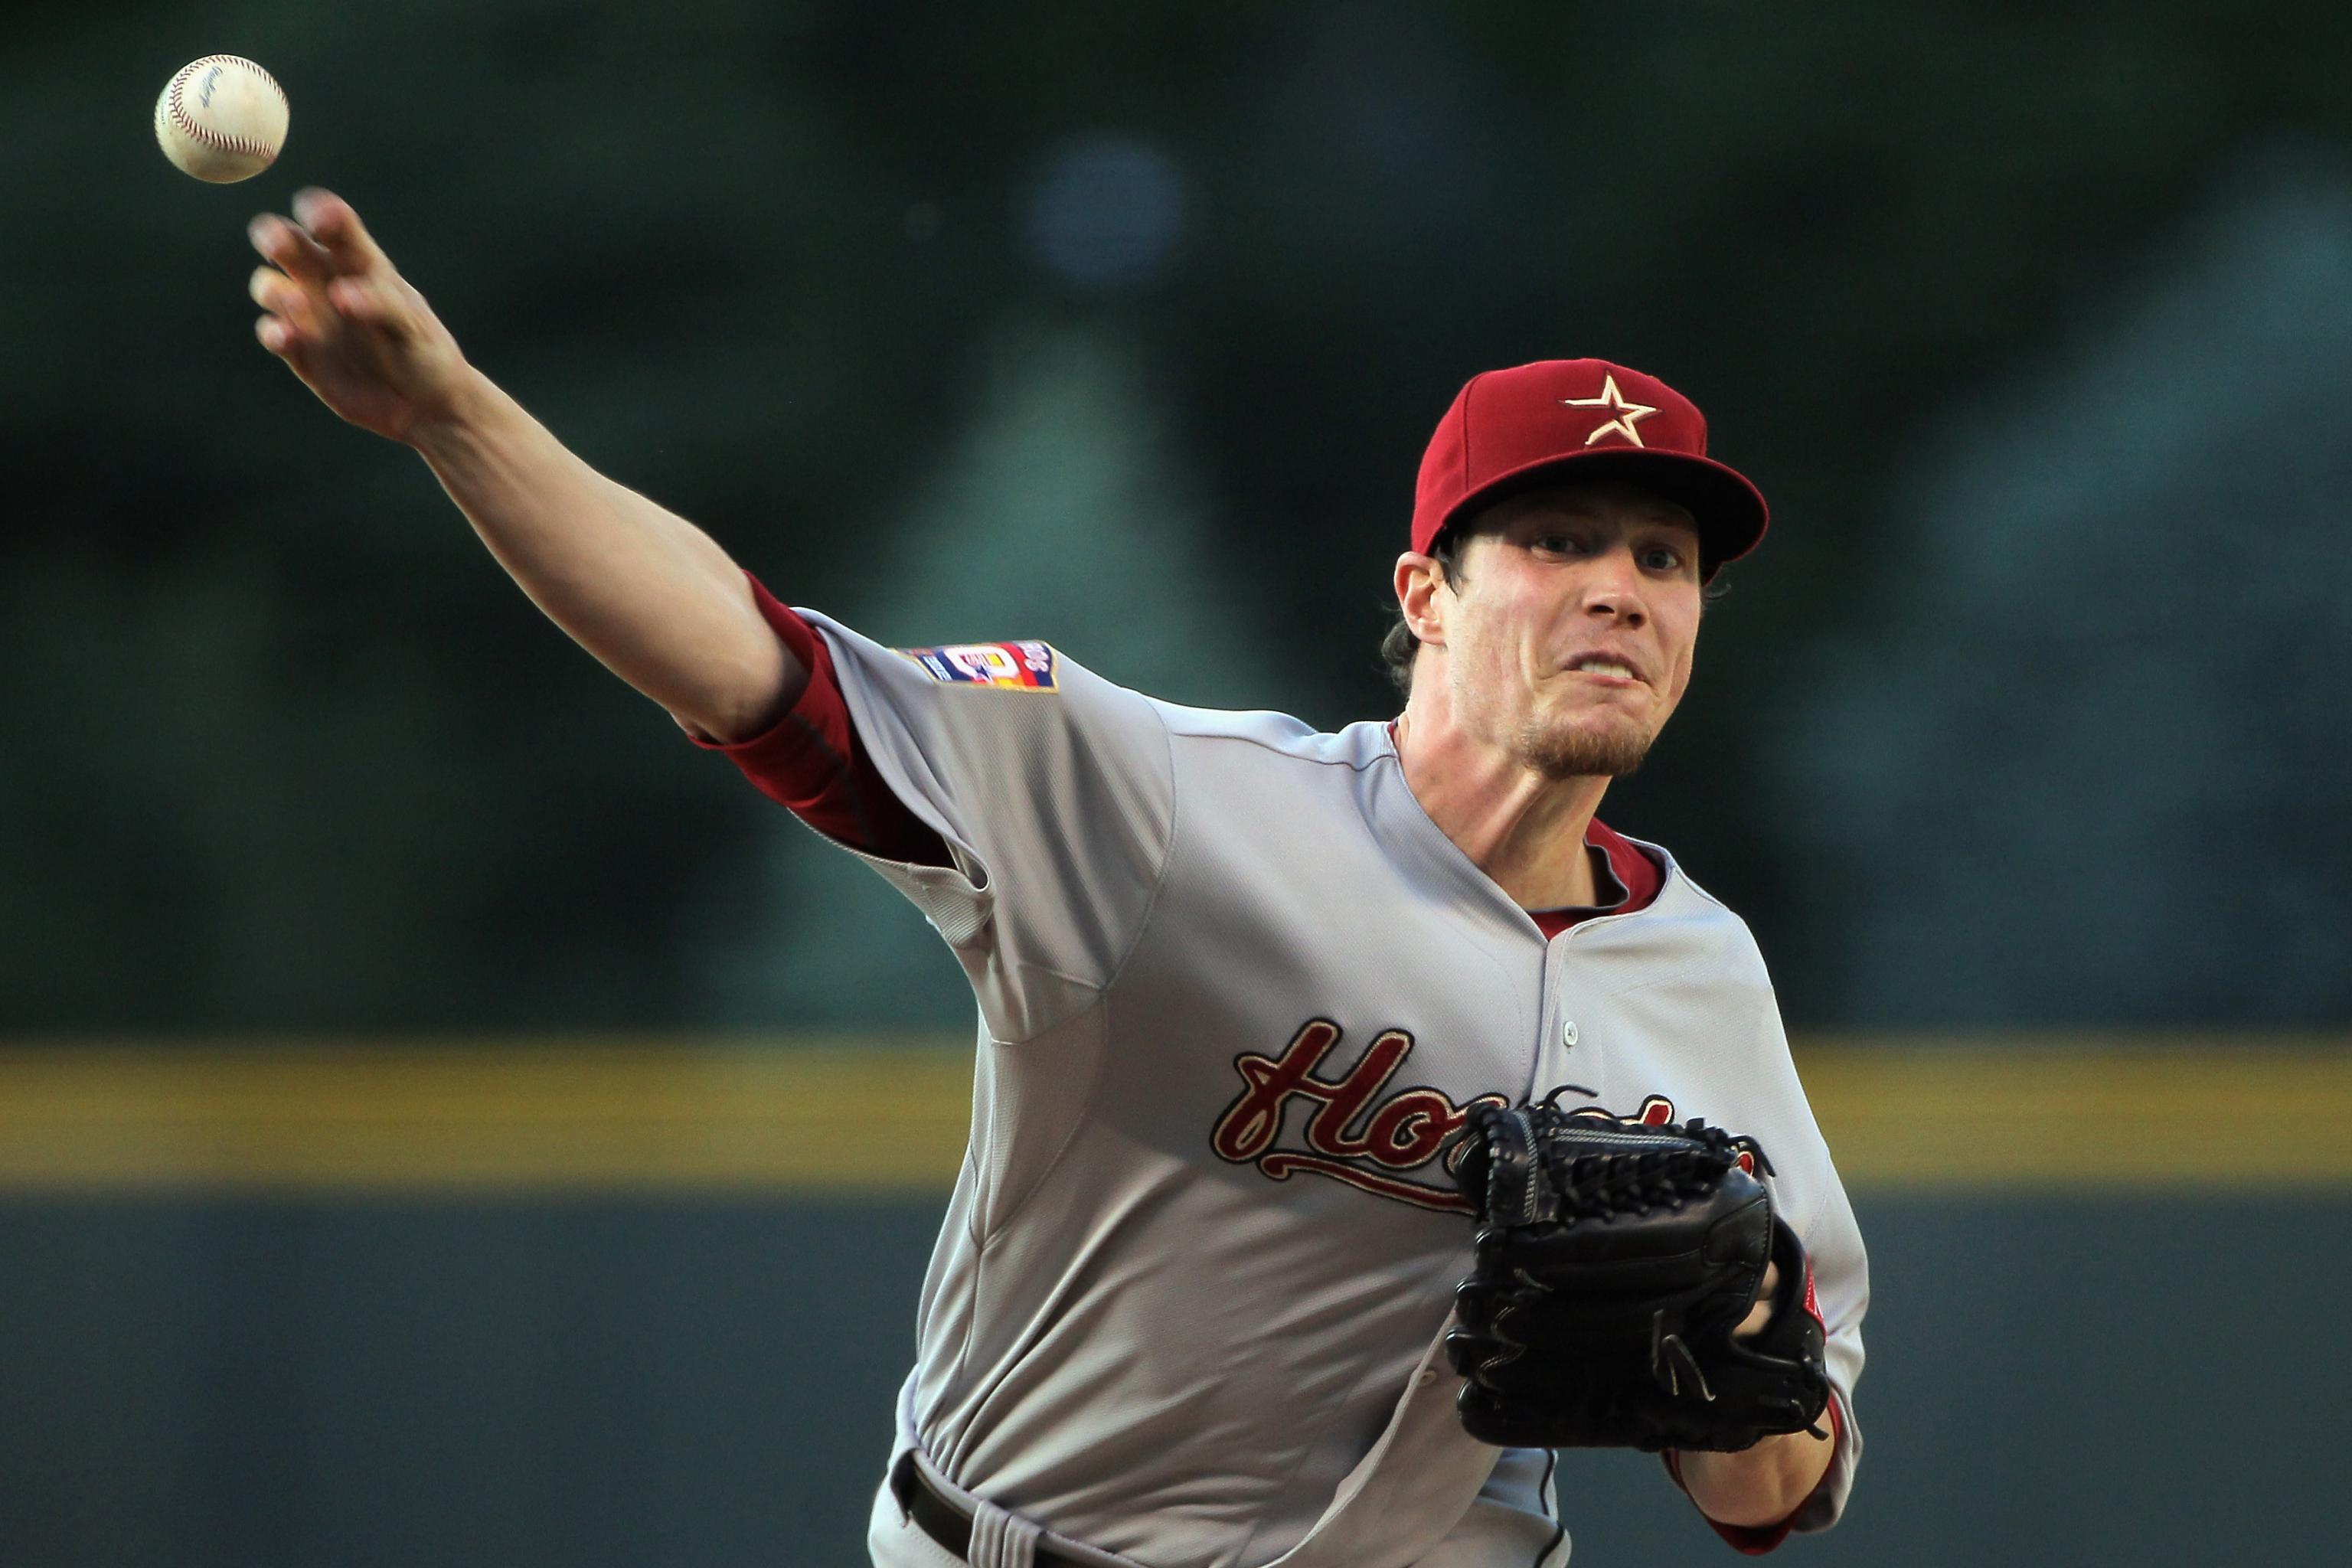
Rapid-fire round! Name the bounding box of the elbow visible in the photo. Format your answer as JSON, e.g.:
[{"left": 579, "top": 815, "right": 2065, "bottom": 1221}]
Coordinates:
[{"left": 683, "top": 648, "right": 808, "bottom": 745}]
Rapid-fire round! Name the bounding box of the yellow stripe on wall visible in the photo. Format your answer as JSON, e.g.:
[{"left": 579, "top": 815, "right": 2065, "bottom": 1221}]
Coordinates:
[
  {"left": 1797, "top": 1034, "right": 2352, "bottom": 1191},
  {"left": 0, "top": 1035, "right": 2346, "bottom": 1194},
  {"left": 0, "top": 1039, "right": 973, "bottom": 1193}
]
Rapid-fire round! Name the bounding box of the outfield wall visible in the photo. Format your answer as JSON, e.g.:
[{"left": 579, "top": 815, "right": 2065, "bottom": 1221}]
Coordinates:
[{"left": 1, "top": 1037, "right": 2341, "bottom": 1567}]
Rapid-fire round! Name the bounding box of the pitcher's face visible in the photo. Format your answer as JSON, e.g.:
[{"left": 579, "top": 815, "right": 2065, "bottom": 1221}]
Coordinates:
[{"left": 1425, "top": 481, "right": 1704, "bottom": 779}]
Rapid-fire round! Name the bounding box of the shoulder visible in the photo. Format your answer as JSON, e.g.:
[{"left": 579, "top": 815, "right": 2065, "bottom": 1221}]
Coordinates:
[
  {"left": 1149, "top": 702, "right": 1388, "bottom": 771},
  {"left": 1609, "top": 835, "right": 1775, "bottom": 972},
  {"left": 1613, "top": 830, "right": 1735, "bottom": 922}
]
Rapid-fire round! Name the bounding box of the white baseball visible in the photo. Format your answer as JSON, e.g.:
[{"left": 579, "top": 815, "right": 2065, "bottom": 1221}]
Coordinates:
[{"left": 154, "top": 55, "right": 289, "bottom": 184}]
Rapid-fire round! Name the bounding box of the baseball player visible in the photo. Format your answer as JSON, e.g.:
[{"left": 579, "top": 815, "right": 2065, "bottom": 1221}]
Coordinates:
[{"left": 246, "top": 187, "right": 1867, "bottom": 1567}]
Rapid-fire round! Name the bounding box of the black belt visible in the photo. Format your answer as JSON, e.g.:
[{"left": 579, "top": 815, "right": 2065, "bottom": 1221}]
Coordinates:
[{"left": 890, "top": 1453, "right": 1089, "bottom": 1568}]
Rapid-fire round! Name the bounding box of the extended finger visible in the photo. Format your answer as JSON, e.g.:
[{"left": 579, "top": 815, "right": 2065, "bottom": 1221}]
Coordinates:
[
  {"left": 248, "top": 264, "right": 323, "bottom": 336},
  {"left": 324, "top": 273, "right": 397, "bottom": 324},
  {"left": 247, "top": 213, "right": 334, "bottom": 286},
  {"left": 293, "top": 187, "right": 390, "bottom": 276},
  {"left": 324, "top": 275, "right": 413, "bottom": 339},
  {"left": 255, "top": 311, "right": 309, "bottom": 360}
]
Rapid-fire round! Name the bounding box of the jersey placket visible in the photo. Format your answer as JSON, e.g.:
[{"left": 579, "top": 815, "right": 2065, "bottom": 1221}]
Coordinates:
[
  {"left": 1536, "top": 907, "right": 1637, "bottom": 1101},
  {"left": 1534, "top": 930, "right": 1586, "bottom": 1101}
]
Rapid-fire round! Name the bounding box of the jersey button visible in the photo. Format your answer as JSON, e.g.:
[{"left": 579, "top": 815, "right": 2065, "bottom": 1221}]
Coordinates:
[
  {"left": 1416, "top": 1367, "right": 1439, "bottom": 1388},
  {"left": 1560, "top": 1019, "right": 1579, "bottom": 1049}
]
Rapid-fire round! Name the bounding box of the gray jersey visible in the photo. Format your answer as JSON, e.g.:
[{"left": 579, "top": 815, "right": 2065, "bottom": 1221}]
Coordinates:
[{"left": 790, "top": 612, "right": 1867, "bottom": 1568}]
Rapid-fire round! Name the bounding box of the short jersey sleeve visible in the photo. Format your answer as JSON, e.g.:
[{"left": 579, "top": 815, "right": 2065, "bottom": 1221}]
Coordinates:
[{"left": 795, "top": 609, "right": 1178, "bottom": 1043}]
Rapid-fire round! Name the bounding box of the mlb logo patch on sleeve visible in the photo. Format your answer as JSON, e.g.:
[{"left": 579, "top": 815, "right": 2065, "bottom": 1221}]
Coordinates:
[{"left": 899, "top": 641, "right": 1061, "bottom": 691}]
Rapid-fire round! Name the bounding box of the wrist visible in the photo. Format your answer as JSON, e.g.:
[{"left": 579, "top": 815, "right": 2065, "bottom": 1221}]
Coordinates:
[
  {"left": 1671, "top": 1400, "right": 1837, "bottom": 1527},
  {"left": 403, "top": 364, "right": 502, "bottom": 459}
]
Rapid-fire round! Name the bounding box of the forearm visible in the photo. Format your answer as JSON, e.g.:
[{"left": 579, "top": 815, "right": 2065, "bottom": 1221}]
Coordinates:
[
  {"left": 1672, "top": 1419, "right": 1834, "bottom": 1528},
  {"left": 409, "top": 370, "right": 802, "bottom": 740}
]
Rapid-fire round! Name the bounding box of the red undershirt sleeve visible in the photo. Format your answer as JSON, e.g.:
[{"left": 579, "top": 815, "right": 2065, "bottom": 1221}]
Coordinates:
[{"left": 684, "top": 575, "right": 950, "bottom": 867}]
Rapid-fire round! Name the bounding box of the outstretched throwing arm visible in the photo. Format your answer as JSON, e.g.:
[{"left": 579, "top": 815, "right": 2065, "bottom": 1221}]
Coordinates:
[{"left": 247, "top": 187, "right": 801, "bottom": 740}]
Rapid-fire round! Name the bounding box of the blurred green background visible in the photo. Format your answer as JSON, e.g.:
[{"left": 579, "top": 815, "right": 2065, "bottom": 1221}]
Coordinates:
[{"left": 6, "top": 1, "right": 2350, "bottom": 1563}]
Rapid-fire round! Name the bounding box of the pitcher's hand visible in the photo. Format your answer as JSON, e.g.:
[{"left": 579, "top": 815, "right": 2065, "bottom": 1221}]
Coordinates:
[{"left": 248, "top": 188, "right": 475, "bottom": 445}]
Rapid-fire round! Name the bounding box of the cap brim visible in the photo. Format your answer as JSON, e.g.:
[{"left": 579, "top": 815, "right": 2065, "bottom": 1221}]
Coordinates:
[{"left": 1437, "top": 448, "right": 1769, "bottom": 580}]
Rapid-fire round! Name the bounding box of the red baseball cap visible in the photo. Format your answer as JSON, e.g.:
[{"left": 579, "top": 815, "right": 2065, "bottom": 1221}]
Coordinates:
[{"left": 1411, "top": 359, "right": 1769, "bottom": 580}]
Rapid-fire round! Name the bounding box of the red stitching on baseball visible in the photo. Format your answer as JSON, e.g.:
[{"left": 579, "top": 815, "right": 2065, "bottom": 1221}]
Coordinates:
[{"left": 164, "top": 56, "right": 286, "bottom": 162}]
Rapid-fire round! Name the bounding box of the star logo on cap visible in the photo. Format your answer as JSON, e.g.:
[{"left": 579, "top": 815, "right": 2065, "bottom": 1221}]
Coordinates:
[{"left": 1560, "top": 374, "right": 1659, "bottom": 448}]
